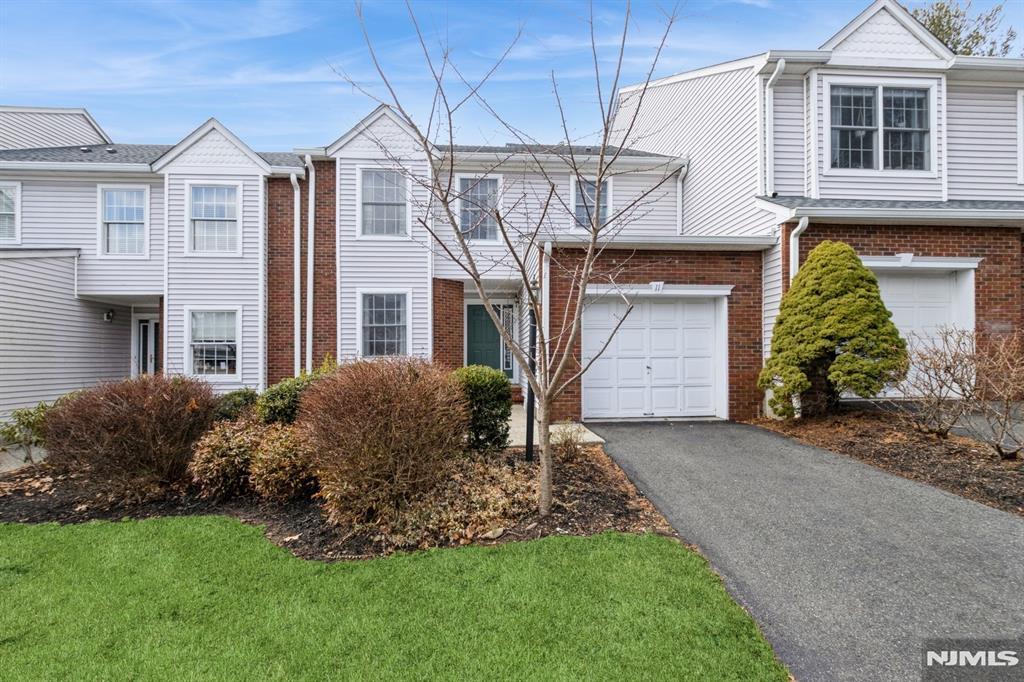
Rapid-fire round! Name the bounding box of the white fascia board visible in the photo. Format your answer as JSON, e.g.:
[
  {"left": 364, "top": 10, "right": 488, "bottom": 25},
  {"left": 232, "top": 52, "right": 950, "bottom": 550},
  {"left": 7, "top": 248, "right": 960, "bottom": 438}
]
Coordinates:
[
  {"left": 443, "top": 153, "right": 686, "bottom": 174},
  {"left": 619, "top": 53, "right": 767, "bottom": 94},
  {"left": 269, "top": 166, "right": 304, "bottom": 176},
  {"left": 0, "top": 161, "right": 152, "bottom": 172},
  {"left": 949, "top": 55, "right": 1024, "bottom": 71},
  {"left": 757, "top": 51, "right": 831, "bottom": 74},
  {"left": 0, "top": 248, "right": 80, "bottom": 259},
  {"left": 861, "top": 254, "right": 981, "bottom": 271},
  {"left": 794, "top": 207, "right": 1024, "bottom": 222},
  {"left": 586, "top": 283, "right": 734, "bottom": 297}
]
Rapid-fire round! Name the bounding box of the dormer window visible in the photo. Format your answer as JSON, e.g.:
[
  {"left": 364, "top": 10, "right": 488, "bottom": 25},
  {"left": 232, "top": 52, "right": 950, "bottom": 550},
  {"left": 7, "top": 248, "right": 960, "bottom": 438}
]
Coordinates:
[{"left": 829, "top": 83, "right": 931, "bottom": 172}]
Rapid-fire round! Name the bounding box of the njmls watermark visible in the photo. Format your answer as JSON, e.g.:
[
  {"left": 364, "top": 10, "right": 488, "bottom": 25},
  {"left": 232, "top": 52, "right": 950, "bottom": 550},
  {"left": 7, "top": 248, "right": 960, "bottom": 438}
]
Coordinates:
[{"left": 922, "top": 636, "right": 1023, "bottom": 681}]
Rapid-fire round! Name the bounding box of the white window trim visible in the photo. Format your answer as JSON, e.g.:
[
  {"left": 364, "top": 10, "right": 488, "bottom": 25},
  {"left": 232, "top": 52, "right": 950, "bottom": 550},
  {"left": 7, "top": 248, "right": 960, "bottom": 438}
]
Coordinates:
[
  {"left": 454, "top": 173, "right": 503, "bottom": 242},
  {"left": 1017, "top": 89, "right": 1024, "bottom": 184},
  {"left": 567, "top": 175, "right": 614, "bottom": 232},
  {"left": 823, "top": 75, "right": 939, "bottom": 179},
  {"left": 184, "top": 305, "right": 243, "bottom": 382},
  {"left": 184, "top": 180, "right": 244, "bottom": 257},
  {"left": 0, "top": 180, "right": 22, "bottom": 244},
  {"left": 354, "top": 165, "right": 413, "bottom": 240},
  {"left": 355, "top": 288, "right": 413, "bottom": 358},
  {"left": 463, "top": 298, "right": 518, "bottom": 381},
  {"left": 96, "top": 183, "right": 150, "bottom": 259}
]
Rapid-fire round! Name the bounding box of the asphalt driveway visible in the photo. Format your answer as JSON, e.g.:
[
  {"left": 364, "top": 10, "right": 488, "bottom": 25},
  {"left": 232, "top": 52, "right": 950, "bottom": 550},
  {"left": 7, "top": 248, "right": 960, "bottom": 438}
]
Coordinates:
[{"left": 590, "top": 421, "right": 1024, "bottom": 682}]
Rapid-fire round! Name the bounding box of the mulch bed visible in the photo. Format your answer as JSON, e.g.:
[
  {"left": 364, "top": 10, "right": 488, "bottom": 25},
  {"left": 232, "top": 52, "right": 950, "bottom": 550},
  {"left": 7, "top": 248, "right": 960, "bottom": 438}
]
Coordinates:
[
  {"left": 0, "top": 446, "right": 674, "bottom": 561},
  {"left": 753, "top": 409, "right": 1024, "bottom": 517}
]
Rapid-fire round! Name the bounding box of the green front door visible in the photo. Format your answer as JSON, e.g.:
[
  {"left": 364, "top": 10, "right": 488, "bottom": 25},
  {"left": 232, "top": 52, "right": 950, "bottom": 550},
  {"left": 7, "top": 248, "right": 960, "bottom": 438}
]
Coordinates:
[{"left": 466, "top": 304, "right": 509, "bottom": 376}]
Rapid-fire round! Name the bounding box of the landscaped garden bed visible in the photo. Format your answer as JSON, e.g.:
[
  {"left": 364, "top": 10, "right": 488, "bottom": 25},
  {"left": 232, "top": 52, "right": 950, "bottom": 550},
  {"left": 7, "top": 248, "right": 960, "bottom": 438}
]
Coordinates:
[{"left": 753, "top": 409, "right": 1024, "bottom": 517}]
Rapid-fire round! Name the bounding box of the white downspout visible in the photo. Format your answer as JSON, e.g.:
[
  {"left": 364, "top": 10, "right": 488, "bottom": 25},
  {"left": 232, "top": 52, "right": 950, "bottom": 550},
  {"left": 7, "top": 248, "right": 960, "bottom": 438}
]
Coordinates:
[
  {"left": 765, "top": 58, "right": 786, "bottom": 197},
  {"left": 304, "top": 155, "right": 316, "bottom": 374},
  {"left": 788, "top": 216, "right": 809, "bottom": 283},
  {"left": 675, "top": 161, "right": 689, "bottom": 235},
  {"left": 289, "top": 172, "right": 301, "bottom": 377}
]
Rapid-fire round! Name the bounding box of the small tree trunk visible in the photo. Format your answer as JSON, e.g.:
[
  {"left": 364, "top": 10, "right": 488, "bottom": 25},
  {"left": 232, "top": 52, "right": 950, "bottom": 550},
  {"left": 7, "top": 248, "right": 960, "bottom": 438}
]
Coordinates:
[{"left": 537, "top": 403, "right": 553, "bottom": 516}]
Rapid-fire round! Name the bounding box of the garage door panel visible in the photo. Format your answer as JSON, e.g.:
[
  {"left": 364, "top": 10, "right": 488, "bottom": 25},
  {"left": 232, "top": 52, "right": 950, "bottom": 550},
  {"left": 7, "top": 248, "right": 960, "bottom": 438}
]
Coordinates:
[{"left": 582, "top": 297, "right": 719, "bottom": 419}]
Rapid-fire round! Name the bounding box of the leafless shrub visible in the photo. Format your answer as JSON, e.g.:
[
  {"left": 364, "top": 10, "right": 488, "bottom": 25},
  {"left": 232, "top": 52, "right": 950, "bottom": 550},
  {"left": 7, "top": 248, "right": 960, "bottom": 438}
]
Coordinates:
[
  {"left": 299, "top": 358, "right": 469, "bottom": 526},
  {"left": 887, "top": 328, "right": 975, "bottom": 438},
  {"left": 964, "top": 330, "right": 1024, "bottom": 460},
  {"left": 43, "top": 375, "right": 216, "bottom": 489},
  {"left": 552, "top": 420, "right": 587, "bottom": 463}
]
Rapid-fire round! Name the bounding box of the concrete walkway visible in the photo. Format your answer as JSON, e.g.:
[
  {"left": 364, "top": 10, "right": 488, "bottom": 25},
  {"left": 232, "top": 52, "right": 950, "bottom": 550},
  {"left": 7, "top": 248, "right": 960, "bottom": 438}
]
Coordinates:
[
  {"left": 591, "top": 421, "right": 1024, "bottom": 682},
  {"left": 507, "top": 404, "right": 603, "bottom": 447}
]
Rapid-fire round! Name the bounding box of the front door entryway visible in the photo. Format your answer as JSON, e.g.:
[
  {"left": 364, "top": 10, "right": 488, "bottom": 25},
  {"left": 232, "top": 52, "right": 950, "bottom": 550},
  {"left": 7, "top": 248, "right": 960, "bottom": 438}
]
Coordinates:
[
  {"left": 466, "top": 304, "right": 514, "bottom": 377},
  {"left": 133, "top": 317, "right": 161, "bottom": 376}
]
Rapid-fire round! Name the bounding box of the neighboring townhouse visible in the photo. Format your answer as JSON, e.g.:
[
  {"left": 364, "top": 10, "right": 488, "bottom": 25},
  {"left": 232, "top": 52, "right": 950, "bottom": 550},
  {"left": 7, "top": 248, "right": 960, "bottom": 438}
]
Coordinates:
[{"left": 1, "top": 0, "right": 1022, "bottom": 423}]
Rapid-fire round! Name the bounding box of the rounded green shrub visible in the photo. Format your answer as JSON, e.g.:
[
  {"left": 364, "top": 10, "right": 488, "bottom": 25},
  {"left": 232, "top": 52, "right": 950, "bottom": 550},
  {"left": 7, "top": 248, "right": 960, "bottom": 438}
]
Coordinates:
[
  {"left": 213, "top": 388, "right": 259, "bottom": 422},
  {"left": 759, "top": 240, "right": 908, "bottom": 418},
  {"left": 189, "top": 418, "right": 268, "bottom": 500},
  {"left": 453, "top": 365, "right": 512, "bottom": 453},
  {"left": 249, "top": 424, "right": 317, "bottom": 503},
  {"left": 255, "top": 374, "right": 315, "bottom": 424}
]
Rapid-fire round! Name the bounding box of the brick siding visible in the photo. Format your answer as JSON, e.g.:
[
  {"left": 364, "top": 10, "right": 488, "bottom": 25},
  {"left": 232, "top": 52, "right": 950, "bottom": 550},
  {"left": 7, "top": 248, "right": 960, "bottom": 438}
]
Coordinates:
[
  {"left": 547, "top": 248, "right": 764, "bottom": 422},
  {"left": 432, "top": 278, "right": 464, "bottom": 369},
  {"left": 266, "top": 160, "right": 337, "bottom": 385},
  {"left": 781, "top": 223, "right": 1024, "bottom": 334}
]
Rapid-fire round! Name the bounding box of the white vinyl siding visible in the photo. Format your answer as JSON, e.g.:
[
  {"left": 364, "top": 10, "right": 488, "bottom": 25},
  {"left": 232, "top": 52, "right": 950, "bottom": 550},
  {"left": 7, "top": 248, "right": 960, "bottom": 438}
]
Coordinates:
[
  {"left": 0, "top": 254, "right": 130, "bottom": 420},
  {"left": 772, "top": 78, "right": 805, "bottom": 197},
  {"left": 614, "top": 66, "right": 774, "bottom": 236},
  {"left": 0, "top": 175, "right": 164, "bottom": 293},
  {"left": 360, "top": 169, "right": 407, "bottom": 236},
  {"left": 0, "top": 109, "right": 107, "bottom": 150},
  {"left": 189, "top": 184, "right": 240, "bottom": 254},
  {"left": 946, "top": 85, "right": 1024, "bottom": 199},
  {"left": 0, "top": 182, "right": 20, "bottom": 242},
  {"left": 762, "top": 241, "right": 783, "bottom": 360}
]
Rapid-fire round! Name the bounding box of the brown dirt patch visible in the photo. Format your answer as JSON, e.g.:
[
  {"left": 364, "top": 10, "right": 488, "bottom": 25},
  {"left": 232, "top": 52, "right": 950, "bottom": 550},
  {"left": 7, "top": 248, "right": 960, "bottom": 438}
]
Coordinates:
[
  {"left": 752, "top": 410, "right": 1023, "bottom": 517},
  {"left": 0, "top": 446, "right": 674, "bottom": 561}
]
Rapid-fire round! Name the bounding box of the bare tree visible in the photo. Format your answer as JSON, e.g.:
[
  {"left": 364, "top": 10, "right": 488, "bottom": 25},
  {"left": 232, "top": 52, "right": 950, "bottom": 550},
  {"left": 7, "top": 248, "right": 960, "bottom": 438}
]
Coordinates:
[{"left": 340, "top": 1, "right": 681, "bottom": 515}]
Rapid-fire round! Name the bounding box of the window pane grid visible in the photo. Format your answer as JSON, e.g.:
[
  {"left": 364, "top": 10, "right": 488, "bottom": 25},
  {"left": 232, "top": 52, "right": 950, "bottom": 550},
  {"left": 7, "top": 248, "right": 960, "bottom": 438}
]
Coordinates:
[
  {"left": 459, "top": 177, "right": 498, "bottom": 240},
  {"left": 362, "top": 294, "right": 407, "bottom": 356},
  {"left": 191, "top": 186, "right": 238, "bottom": 252},
  {"left": 883, "top": 87, "right": 929, "bottom": 170},
  {"left": 574, "top": 180, "right": 608, "bottom": 228},
  {"left": 361, "top": 170, "right": 407, "bottom": 236},
  {"left": 101, "top": 189, "right": 145, "bottom": 254},
  {"left": 830, "top": 84, "right": 930, "bottom": 171},
  {"left": 830, "top": 86, "right": 876, "bottom": 170},
  {"left": 190, "top": 311, "right": 237, "bottom": 375}
]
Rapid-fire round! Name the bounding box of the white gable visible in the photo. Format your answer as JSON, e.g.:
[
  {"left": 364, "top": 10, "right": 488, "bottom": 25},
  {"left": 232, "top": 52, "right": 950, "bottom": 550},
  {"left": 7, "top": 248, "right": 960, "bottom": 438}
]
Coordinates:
[
  {"left": 172, "top": 128, "right": 260, "bottom": 168},
  {"left": 832, "top": 7, "right": 940, "bottom": 60},
  {"left": 327, "top": 106, "right": 425, "bottom": 159}
]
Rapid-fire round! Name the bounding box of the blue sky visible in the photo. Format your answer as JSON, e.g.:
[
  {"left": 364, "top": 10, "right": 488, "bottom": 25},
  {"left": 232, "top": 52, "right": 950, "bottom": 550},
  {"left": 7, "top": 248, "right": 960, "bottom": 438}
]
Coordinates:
[{"left": 1, "top": 0, "right": 1020, "bottom": 150}]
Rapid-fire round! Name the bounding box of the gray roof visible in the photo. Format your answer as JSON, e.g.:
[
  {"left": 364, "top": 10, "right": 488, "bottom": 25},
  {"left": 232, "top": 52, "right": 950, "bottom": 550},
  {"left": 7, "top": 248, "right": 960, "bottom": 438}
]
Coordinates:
[
  {"left": 446, "top": 143, "right": 670, "bottom": 159},
  {"left": 0, "top": 143, "right": 304, "bottom": 169},
  {"left": 760, "top": 196, "right": 1024, "bottom": 211}
]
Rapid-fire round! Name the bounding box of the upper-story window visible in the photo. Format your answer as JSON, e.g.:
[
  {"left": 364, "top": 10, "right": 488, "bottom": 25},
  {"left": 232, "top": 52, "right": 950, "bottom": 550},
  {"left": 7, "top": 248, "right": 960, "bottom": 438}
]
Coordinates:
[
  {"left": 830, "top": 84, "right": 930, "bottom": 171},
  {"left": 0, "top": 182, "right": 20, "bottom": 243},
  {"left": 458, "top": 176, "right": 499, "bottom": 241},
  {"left": 574, "top": 179, "right": 609, "bottom": 228},
  {"left": 100, "top": 186, "right": 147, "bottom": 256},
  {"left": 361, "top": 169, "right": 407, "bottom": 236},
  {"left": 190, "top": 185, "right": 239, "bottom": 253}
]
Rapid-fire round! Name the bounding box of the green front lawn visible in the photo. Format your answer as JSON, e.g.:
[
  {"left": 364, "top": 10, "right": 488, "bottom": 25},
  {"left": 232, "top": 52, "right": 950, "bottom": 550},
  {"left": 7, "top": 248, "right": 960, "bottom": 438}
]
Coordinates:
[{"left": 0, "top": 518, "right": 785, "bottom": 679}]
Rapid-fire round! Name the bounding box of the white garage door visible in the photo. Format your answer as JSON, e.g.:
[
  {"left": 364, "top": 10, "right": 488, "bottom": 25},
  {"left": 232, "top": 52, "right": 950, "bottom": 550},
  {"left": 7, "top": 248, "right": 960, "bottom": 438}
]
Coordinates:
[
  {"left": 582, "top": 297, "right": 719, "bottom": 419},
  {"left": 875, "top": 271, "right": 957, "bottom": 343}
]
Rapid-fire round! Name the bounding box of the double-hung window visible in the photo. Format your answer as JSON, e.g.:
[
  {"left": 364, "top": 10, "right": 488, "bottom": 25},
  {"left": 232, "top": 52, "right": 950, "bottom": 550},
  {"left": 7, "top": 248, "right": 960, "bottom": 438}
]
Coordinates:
[
  {"left": 361, "top": 293, "right": 408, "bottom": 356},
  {"left": 830, "top": 83, "right": 931, "bottom": 171},
  {"left": 360, "top": 169, "right": 407, "bottom": 236},
  {"left": 0, "top": 182, "right": 19, "bottom": 243},
  {"left": 458, "top": 177, "right": 499, "bottom": 240},
  {"left": 100, "top": 186, "right": 147, "bottom": 256},
  {"left": 573, "top": 179, "right": 609, "bottom": 229},
  {"left": 189, "top": 310, "right": 238, "bottom": 376},
  {"left": 190, "top": 185, "right": 239, "bottom": 253}
]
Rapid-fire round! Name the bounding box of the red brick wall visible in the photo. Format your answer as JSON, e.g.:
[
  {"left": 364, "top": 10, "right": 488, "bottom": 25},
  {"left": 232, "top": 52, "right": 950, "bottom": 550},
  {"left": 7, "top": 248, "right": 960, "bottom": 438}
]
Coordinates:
[
  {"left": 266, "top": 160, "right": 337, "bottom": 386},
  {"left": 547, "top": 248, "right": 764, "bottom": 422},
  {"left": 782, "top": 224, "right": 1024, "bottom": 334},
  {"left": 432, "top": 278, "right": 464, "bottom": 369}
]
